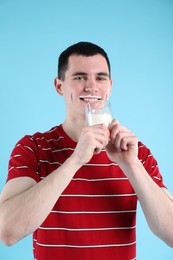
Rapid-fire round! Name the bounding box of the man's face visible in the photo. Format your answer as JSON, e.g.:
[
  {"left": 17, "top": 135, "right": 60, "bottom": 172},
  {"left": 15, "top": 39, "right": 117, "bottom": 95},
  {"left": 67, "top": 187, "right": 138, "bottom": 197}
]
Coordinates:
[{"left": 56, "top": 54, "right": 112, "bottom": 117}]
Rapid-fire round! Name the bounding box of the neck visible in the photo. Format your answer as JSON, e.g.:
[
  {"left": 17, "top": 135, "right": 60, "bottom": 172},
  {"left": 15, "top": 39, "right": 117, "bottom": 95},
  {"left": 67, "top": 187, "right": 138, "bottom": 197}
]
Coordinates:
[{"left": 62, "top": 116, "right": 86, "bottom": 142}]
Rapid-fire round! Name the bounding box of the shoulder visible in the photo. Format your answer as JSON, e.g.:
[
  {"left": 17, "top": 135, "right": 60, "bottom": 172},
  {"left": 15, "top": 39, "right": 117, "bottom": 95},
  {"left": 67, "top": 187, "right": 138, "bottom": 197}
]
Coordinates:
[
  {"left": 32, "top": 125, "right": 61, "bottom": 140},
  {"left": 10, "top": 125, "right": 63, "bottom": 157},
  {"left": 17, "top": 125, "right": 63, "bottom": 145}
]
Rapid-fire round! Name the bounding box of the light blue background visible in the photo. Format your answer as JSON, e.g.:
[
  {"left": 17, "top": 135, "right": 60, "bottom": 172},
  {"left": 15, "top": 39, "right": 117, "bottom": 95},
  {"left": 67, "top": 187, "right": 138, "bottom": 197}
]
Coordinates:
[{"left": 0, "top": 0, "right": 173, "bottom": 259}]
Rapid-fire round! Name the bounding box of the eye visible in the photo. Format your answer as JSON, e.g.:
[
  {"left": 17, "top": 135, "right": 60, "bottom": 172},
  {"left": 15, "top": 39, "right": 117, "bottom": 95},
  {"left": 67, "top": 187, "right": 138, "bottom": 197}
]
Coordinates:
[
  {"left": 97, "top": 76, "right": 108, "bottom": 81},
  {"left": 74, "top": 76, "right": 86, "bottom": 81}
]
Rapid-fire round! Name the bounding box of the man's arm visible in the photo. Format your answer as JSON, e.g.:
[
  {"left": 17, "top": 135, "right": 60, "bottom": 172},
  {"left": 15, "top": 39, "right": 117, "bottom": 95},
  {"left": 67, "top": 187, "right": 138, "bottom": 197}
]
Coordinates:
[
  {"left": 121, "top": 160, "right": 173, "bottom": 247},
  {"left": 0, "top": 155, "right": 81, "bottom": 246},
  {"left": 106, "top": 119, "right": 173, "bottom": 247},
  {"left": 0, "top": 124, "right": 110, "bottom": 246}
]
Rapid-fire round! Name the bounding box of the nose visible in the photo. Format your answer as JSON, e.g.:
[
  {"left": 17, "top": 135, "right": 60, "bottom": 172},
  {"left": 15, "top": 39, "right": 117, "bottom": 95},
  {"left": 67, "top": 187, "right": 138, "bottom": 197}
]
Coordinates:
[{"left": 84, "top": 78, "right": 98, "bottom": 93}]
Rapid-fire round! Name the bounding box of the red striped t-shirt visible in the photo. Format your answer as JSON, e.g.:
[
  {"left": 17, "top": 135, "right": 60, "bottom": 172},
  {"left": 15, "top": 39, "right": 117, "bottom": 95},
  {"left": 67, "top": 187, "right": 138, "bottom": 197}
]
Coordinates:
[{"left": 7, "top": 125, "right": 166, "bottom": 260}]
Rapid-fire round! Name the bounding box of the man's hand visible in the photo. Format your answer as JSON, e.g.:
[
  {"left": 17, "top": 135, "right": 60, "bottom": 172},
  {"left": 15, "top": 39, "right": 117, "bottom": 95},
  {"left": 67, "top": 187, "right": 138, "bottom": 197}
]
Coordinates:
[
  {"left": 73, "top": 124, "right": 110, "bottom": 165},
  {"left": 105, "top": 119, "right": 138, "bottom": 167}
]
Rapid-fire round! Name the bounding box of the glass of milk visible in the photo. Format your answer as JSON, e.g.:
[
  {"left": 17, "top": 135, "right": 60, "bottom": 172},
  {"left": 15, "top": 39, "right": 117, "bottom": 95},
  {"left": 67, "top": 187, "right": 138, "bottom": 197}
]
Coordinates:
[{"left": 85, "top": 100, "right": 113, "bottom": 127}]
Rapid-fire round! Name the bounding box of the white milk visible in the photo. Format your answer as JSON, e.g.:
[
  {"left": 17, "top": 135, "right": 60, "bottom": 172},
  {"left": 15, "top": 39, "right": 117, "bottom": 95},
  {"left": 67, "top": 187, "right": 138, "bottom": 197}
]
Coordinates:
[{"left": 87, "top": 113, "right": 112, "bottom": 127}]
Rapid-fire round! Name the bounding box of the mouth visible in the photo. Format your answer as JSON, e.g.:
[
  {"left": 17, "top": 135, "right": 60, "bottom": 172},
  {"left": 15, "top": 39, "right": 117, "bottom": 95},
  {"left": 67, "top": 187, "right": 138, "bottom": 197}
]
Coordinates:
[{"left": 79, "top": 95, "right": 102, "bottom": 102}]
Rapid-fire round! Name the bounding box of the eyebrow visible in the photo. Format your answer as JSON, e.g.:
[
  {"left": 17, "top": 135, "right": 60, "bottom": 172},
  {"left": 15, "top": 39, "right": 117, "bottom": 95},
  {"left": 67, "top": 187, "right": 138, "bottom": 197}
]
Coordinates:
[
  {"left": 72, "top": 72, "right": 87, "bottom": 76},
  {"left": 97, "top": 72, "right": 110, "bottom": 78},
  {"left": 71, "top": 72, "right": 110, "bottom": 77}
]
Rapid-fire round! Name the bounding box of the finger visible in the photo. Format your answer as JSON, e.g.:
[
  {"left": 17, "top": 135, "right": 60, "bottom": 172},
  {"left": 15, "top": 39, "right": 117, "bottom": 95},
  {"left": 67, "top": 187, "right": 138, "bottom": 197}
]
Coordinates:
[
  {"left": 109, "top": 119, "right": 120, "bottom": 131},
  {"left": 119, "top": 135, "right": 134, "bottom": 151},
  {"left": 110, "top": 125, "right": 130, "bottom": 145},
  {"left": 84, "top": 127, "right": 109, "bottom": 153},
  {"left": 95, "top": 134, "right": 109, "bottom": 148},
  {"left": 112, "top": 132, "right": 134, "bottom": 152},
  {"left": 113, "top": 131, "right": 125, "bottom": 152},
  {"left": 93, "top": 140, "right": 105, "bottom": 154},
  {"left": 119, "top": 136, "right": 129, "bottom": 151},
  {"left": 91, "top": 123, "right": 110, "bottom": 134},
  {"left": 91, "top": 125, "right": 110, "bottom": 146},
  {"left": 110, "top": 122, "right": 130, "bottom": 137}
]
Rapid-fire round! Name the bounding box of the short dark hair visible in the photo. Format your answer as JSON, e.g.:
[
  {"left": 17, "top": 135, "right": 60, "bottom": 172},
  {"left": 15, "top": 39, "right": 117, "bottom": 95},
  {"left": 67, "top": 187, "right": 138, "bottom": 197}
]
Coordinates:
[{"left": 58, "top": 41, "right": 111, "bottom": 80}]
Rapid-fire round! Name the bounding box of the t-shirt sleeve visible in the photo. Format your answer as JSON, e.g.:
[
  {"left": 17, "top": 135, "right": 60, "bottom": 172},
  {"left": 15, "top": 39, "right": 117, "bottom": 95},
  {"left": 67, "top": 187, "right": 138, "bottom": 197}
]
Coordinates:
[
  {"left": 138, "top": 141, "right": 166, "bottom": 189},
  {"left": 6, "top": 135, "right": 40, "bottom": 183}
]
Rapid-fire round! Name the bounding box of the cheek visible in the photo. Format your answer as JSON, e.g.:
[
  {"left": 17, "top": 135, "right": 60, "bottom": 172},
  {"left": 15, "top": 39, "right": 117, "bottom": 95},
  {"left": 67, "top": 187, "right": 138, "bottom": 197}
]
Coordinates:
[
  {"left": 70, "top": 93, "right": 74, "bottom": 102},
  {"left": 63, "top": 82, "right": 82, "bottom": 102},
  {"left": 105, "top": 93, "right": 110, "bottom": 100},
  {"left": 66, "top": 89, "right": 75, "bottom": 102},
  {"left": 103, "top": 88, "right": 111, "bottom": 100}
]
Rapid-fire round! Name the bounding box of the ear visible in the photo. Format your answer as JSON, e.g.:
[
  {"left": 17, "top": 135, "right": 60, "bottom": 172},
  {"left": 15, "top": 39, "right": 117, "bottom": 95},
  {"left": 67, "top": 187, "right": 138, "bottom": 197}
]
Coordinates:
[{"left": 54, "top": 77, "right": 63, "bottom": 96}]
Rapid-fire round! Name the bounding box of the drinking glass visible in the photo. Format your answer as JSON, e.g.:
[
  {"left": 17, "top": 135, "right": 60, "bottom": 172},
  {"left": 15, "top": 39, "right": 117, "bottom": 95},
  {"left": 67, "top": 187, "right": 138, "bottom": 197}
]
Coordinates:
[{"left": 85, "top": 100, "right": 113, "bottom": 127}]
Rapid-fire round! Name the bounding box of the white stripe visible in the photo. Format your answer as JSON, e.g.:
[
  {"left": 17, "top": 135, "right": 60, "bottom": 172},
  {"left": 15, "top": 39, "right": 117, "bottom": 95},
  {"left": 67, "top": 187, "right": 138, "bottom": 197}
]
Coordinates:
[
  {"left": 8, "top": 166, "right": 38, "bottom": 174},
  {"left": 52, "top": 148, "right": 75, "bottom": 153},
  {"left": 16, "top": 166, "right": 29, "bottom": 169},
  {"left": 153, "top": 176, "right": 162, "bottom": 181},
  {"left": 16, "top": 143, "right": 22, "bottom": 147},
  {"left": 36, "top": 137, "right": 45, "bottom": 141},
  {"left": 8, "top": 166, "right": 15, "bottom": 171},
  {"left": 46, "top": 127, "right": 58, "bottom": 133},
  {"left": 42, "top": 148, "right": 52, "bottom": 150},
  {"left": 39, "top": 225, "right": 136, "bottom": 231},
  {"left": 36, "top": 241, "right": 136, "bottom": 248},
  {"left": 24, "top": 145, "right": 34, "bottom": 153},
  {"left": 47, "top": 136, "right": 64, "bottom": 142},
  {"left": 72, "top": 177, "right": 128, "bottom": 182},
  {"left": 84, "top": 162, "right": 118, "bottom": 166},
  {"left": 51, "top": 210, "right": 136, "bottom": 214},
  {"left": 151, "top": 165, "right": 158, "bottom": 168},
  {"left": 15, "top": 144, "right": 34, "bottom": 153},
  {"left": 8, "top": 165, "right": 29, "bottom": 172},
  {"left": 61, "top": 193, "right": 136, "bottom": 197},
  {"left": 138, "top": 145, "right": 144, "bottom": 149},
  {"left": 35, "top": 136, "right": 64, "bottom": 142},
  {"left": 39, "top": 146, "right": 52, "bottom": 151},
  {"left": 39, "top": 160, "right": 62, "bottom": 165},
  {"left": 10, "top": 154, "right": 22, "bottom": 158}
]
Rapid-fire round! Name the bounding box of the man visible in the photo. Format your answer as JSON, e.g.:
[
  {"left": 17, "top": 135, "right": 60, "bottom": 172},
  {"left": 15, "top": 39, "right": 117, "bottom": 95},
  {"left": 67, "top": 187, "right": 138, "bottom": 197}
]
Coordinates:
[{"left": 0, "top": 42, "right": 173, "bottom": 260}]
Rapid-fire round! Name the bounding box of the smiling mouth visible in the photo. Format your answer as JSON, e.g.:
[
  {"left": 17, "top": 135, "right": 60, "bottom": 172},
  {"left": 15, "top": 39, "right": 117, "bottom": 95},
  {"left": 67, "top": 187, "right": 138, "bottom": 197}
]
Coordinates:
[{"left": 79, "top": 95, "right": 102, "bottom": 102}]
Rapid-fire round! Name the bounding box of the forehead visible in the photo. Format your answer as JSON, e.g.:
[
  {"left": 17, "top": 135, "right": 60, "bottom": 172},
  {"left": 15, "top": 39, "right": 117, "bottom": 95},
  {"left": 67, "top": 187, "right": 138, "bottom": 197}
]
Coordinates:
[{"left": 67, "top": 54, "right": 109, "bottom": 74}]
